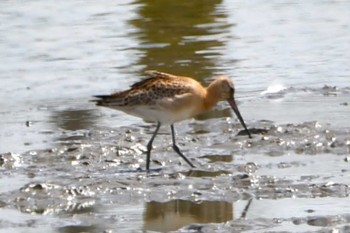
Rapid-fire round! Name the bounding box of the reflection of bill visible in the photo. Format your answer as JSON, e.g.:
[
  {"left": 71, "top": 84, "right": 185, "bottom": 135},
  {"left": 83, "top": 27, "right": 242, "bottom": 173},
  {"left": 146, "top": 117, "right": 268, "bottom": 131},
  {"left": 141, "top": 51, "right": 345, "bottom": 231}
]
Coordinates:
[
  {"left": 143, "top": 199, "right": 253, "bottom": 231},
  {"left": 143, "top": 200, "right": 233, "bottom": 232}
]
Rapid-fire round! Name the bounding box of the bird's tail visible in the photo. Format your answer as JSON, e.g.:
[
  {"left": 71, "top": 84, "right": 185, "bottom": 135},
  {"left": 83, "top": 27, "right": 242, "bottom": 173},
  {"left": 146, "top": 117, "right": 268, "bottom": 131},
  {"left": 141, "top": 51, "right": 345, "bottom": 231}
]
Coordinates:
[
  {"left": 91, "top": 95, "right": 113, "bottom": 106},
  {"left": 91, "top": 94, "right": 128, "bottom": 107}
]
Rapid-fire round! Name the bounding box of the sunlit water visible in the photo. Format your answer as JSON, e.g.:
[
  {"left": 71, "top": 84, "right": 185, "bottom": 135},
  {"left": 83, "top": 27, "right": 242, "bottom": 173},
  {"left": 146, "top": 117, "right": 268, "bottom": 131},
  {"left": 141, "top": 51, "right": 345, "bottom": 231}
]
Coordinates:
[{"left": 1, "top": 0, "right": 350, "bottom": 232}]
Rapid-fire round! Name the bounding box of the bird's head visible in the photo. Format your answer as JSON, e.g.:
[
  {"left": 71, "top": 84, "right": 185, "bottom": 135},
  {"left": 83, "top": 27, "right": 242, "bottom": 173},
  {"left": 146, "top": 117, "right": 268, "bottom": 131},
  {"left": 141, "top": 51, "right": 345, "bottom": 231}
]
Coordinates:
[{"left": 207, "top": 76, "right": 252, "bottom": 138}]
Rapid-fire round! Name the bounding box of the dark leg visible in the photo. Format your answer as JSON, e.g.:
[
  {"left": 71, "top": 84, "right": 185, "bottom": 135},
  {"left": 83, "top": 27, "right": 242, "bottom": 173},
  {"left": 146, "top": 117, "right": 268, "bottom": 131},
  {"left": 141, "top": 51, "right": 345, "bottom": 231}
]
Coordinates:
[
  {"left": 170, "top": 124, "right": 195, "bottom": 168},
  {"left": 146, "top": 122, "right": 161, "bottom": 171}
]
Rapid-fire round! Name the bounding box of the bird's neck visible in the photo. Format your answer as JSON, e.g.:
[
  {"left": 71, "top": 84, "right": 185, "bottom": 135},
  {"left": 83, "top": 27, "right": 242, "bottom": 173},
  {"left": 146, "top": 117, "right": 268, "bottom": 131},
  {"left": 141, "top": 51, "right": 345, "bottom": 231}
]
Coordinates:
[{"left": 203, "top": 84, "right": 221, "bottom": 111}]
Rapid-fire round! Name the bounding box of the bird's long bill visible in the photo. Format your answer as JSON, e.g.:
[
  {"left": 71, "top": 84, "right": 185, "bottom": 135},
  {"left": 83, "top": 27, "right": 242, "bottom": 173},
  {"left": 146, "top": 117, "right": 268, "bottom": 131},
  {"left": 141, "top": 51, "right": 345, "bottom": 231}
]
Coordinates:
[{"left": 228, "top": 98, "right": 252, "bottom": 138}]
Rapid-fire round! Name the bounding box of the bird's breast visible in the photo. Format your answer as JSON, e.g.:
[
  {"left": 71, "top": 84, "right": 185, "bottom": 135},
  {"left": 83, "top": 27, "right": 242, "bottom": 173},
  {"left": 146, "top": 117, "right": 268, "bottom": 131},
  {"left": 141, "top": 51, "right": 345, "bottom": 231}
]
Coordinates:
[{"left": 124, "top": 104, "right": 196, "bottom": 124}]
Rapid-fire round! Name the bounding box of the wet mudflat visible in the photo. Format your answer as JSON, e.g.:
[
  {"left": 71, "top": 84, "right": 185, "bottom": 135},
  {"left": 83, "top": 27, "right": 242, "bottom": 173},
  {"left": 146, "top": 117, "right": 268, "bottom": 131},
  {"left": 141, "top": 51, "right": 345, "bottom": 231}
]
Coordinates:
[
  {"left": 1, "top": 87, "right": 350, "bottom": 232},
  {"left": 1, "top": 0, "right": 350, "bottom": 232}
]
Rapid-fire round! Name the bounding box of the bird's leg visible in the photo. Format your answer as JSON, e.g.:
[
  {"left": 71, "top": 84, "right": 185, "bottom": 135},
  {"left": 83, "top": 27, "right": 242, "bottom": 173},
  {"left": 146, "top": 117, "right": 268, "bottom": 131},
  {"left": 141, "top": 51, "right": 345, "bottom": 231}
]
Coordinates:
[
  {"left": 146, "top": 122, "right": 161, "bottom": 171},
  {"left": 170, "top": 124, "right": 195, "bottom": 168}
]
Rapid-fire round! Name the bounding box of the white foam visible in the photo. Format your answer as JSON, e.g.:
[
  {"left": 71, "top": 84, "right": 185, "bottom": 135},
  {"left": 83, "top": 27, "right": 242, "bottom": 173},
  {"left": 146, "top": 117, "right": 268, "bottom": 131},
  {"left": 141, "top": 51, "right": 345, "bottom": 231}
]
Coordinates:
[{"left": 261, "top": 84, "right": 286, "bottom": 95}]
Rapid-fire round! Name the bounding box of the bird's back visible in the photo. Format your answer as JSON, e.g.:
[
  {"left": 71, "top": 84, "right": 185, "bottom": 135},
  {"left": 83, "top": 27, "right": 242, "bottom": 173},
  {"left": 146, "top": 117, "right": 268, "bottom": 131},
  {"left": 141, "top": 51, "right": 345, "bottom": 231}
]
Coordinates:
[{"left": 94, "top": 71, "right": 201, "bottom": 108}]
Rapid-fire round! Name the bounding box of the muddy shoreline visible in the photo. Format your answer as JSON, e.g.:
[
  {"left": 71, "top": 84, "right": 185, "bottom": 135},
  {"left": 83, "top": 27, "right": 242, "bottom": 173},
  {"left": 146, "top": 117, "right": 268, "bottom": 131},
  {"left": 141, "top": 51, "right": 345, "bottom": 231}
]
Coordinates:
[
  {"left": 1, "top": 117, "right": 350, "bottom": 232},
  {"left": 1, "top": 1, "right": 350, "bottom": 231}
]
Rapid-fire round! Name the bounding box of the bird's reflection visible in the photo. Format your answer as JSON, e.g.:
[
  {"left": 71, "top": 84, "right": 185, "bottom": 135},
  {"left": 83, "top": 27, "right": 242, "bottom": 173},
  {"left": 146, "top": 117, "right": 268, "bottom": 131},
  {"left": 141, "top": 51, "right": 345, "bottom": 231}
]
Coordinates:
[
  {"left": 144, "top": 200, "right": 233, "bottom": 232},
  {"left": 52, "top": 109, "right": 97, "bottom": 131},
  {"left": 130, "top": 0, "right": 230, "bottom": 79}
]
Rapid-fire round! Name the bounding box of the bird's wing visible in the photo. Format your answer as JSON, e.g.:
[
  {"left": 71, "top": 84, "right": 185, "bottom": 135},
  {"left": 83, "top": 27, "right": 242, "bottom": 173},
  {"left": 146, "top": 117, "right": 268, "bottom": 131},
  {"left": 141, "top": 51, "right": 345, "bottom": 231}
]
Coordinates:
[
  {"left": 94, "top": 71, "right": 195, "bottom": 108},
  {"left": 157, "top": 92, "right": 195, "bottom": 110},
  {"left": 129, "top": 70, "right": 178, "bottom": 89},
  {"left": 144, "top": 70, "right": 178, "bottom": 79}
]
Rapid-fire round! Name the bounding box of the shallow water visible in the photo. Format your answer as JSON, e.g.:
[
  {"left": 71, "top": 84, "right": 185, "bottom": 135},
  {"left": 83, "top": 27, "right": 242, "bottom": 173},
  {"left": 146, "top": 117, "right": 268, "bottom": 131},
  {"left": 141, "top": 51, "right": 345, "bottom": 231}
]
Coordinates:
[{"left": 1, "top": 0, "right": 350, "bottom": 232}]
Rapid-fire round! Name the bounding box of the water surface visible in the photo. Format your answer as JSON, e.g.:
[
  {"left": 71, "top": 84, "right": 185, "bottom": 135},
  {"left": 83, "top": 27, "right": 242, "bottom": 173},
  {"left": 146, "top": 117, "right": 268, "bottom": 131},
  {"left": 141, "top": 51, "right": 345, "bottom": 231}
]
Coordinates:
[{"left": 1, "top": 0, "right": 350, "bottom": 232}]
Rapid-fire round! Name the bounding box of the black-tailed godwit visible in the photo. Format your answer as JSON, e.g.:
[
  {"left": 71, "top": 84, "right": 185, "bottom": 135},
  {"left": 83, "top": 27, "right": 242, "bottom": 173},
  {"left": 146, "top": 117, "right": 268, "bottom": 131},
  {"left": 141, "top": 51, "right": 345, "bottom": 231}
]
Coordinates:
[{"left": 93, "top": 70, "right": 251, "bottom": 170}]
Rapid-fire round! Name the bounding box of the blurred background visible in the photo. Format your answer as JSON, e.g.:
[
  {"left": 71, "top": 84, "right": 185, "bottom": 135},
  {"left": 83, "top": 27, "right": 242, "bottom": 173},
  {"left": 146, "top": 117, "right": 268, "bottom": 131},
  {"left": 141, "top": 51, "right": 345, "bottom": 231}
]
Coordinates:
[{"left": 1, "top": 1, "right": 350, "bottom": 232}]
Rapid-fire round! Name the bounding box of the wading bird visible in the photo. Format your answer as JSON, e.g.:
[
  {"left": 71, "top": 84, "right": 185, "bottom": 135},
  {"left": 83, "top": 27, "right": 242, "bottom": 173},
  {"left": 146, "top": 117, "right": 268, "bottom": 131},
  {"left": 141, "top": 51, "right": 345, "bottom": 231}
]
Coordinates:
[{"left": 93, "top": 71, "right": 251, "bottom": 171}]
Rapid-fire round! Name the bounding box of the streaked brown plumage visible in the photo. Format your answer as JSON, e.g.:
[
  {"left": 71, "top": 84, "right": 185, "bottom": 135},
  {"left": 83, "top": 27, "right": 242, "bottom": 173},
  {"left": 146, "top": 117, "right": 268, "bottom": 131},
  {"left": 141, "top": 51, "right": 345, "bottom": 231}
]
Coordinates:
[{"left": 93, "top": 70, "right": 251, "bottom": 171}]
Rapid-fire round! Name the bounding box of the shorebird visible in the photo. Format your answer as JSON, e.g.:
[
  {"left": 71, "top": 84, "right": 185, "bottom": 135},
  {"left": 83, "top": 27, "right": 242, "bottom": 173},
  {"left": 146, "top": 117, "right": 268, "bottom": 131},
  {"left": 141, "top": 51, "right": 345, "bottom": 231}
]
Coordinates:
[{"left": 93, "top": 70, "right": 251, "bottom": 171}]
